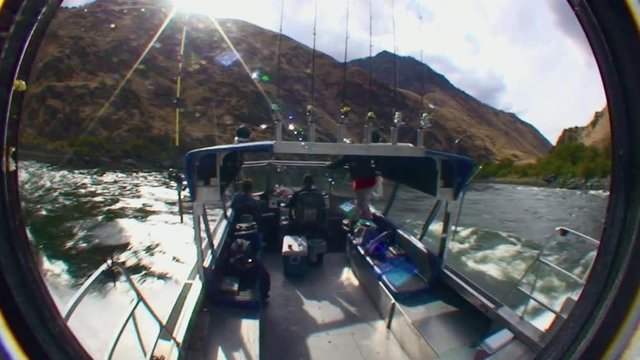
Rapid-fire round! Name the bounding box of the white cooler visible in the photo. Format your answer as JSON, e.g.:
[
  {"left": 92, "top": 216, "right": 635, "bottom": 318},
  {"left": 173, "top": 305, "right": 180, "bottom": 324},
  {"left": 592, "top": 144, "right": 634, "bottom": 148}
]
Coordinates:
[
  {"left": 307, "top": 238, "right": 327, "bottom": 264},
  {"left": 282, "top": 235, "right": 308, "bottom": 277}
]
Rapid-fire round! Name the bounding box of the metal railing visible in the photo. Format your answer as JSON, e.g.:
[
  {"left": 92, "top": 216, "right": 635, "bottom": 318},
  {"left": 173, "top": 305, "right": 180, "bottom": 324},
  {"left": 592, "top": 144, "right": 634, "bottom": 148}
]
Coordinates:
[
  {"left": 513, "top": 226, "right": 600, "bottom": 325},
  {"left": 63, "top": 259, "right": 181, "bottom": 359}
]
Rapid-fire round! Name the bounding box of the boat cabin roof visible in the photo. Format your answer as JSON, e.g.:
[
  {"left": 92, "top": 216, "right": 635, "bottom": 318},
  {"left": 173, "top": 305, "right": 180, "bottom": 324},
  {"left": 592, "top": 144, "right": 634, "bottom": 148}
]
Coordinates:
[{"left": 184, "top": 140, "right": 476, "bottom": 202}]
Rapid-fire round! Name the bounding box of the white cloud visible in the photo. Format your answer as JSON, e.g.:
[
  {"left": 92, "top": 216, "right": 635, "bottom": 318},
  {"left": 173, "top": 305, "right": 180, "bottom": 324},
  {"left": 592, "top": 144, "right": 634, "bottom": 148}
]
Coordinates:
[{"left": 62, "top": 0, "right": 606, "bottom": 143}]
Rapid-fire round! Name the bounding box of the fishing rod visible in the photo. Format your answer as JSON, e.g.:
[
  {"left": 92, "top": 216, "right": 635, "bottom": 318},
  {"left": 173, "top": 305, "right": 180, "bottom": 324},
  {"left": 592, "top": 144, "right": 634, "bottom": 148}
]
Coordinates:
[
  {"left": 272, "top": 0, "right": 285, "bottom": 141},
  {"left": 276, "top": 0, "right": 284, "bottom": 103},
  {"left": 306, "top": 0, "right": 318, "bottom": 142},
  {"left": 391, "top": 0, "right": 403, "bottom": 145},
  {"left": 174, "top": 15, "right": 188, "bottom": 147},
  {"left": 169, "top": 14, "right": 189, "bottom": 222},
  {"left": 364, "top": 0, "right": 375, "bottom": 144},
  {"left": 415, "top": 2, "right": 432, "bottom": 146},
  {"left": 338, "top": 0, "right": 351, "bottom": 142}
]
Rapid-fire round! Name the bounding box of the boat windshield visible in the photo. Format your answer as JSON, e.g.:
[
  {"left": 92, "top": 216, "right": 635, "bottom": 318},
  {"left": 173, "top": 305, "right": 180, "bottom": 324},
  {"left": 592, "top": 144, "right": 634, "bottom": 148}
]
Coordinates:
[
  {"left": 385, "top": 183, "right": 446, "bottom": 253},
  {"left": 222, "top": 158, "right": 397, "bottom": 214}
]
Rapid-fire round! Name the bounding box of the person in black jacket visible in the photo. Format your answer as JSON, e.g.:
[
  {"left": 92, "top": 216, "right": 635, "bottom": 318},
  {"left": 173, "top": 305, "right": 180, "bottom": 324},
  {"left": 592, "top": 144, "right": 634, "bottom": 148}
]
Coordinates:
[
  {"left": 230, "top": 178, "right": 261, "bottom": 224},
  {"left": 288, "top": 174, "right": 325, "bottom": 235}
]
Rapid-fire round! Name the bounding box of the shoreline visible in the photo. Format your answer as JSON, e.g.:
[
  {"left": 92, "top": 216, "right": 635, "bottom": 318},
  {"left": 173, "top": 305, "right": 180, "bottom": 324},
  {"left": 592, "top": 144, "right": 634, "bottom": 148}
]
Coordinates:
[
  {"left": 18, "top": 149, "right": 182, "bottom": 171},
  {"left": 476, "top": 176, "right": 610, "bottom": 191},
  {"left": 19, "top": 150, "right": 611, "bottom": 191}
]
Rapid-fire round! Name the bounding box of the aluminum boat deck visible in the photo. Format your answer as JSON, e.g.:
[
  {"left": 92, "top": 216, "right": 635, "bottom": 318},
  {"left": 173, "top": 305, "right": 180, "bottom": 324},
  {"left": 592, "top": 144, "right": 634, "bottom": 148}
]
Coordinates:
[{"left": 182, "top": 252, "right": 504, "bottom": 359}]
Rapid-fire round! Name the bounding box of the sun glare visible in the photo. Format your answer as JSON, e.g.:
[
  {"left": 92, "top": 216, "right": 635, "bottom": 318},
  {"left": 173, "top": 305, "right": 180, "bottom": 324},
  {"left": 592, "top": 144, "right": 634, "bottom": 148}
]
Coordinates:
[{"left": 173, "top": 0, "right": 218, "bottom": 16}]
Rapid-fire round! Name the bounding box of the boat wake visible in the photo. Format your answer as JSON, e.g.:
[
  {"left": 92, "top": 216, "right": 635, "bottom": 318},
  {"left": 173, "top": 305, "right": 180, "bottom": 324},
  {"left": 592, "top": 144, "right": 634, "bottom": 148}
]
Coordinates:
[{"left": 449, "top": 225, "right": 597, "bottom": 330}]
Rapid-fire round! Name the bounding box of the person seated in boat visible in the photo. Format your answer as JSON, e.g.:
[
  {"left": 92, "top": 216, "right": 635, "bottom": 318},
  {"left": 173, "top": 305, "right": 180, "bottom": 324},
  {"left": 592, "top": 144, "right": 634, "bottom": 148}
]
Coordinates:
[
  {"left": 327, "top": 131, "right": 382, "bottom": 219},
  {"left": 219, "top": 125, "right": 252, "bottom": 188},
  {"left": 230, "top": 178, "right": 262, "bottom": 247},
  {"left": 230, "top": 178, "right": 260, "bottom": 222},
  {"left": 234, "top": 124, "right": 252, "bottom": 144},
  {"left": 288, "top": 174, "right": 326, "bottom": 236},
  {"left": 226, "top": 238, "right": 270, "bottom": 301}
]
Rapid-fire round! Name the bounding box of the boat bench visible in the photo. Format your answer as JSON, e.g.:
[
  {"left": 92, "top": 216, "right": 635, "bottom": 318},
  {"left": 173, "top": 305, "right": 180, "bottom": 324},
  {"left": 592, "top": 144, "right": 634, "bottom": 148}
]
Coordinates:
[
  {"left": 349, "top": 222, "right": 431, "bottom": 299},
  {"left": 348, "top": 225, "right": 493, "bottom": 360},
  {"left": 355, "top": 244, "right": 430, "bottom": 298}
]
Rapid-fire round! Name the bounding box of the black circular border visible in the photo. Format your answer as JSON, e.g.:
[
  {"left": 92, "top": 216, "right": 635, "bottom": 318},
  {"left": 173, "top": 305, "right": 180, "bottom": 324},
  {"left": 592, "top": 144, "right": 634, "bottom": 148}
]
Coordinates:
[{"left": 0, "top": 1, "right": 638, "bottom": 359}]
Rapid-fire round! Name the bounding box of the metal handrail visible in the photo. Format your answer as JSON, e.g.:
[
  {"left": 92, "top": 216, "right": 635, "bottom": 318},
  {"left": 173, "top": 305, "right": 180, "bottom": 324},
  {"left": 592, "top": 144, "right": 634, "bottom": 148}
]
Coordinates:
[
  {"left": 63, "top": 261, "right": 111, "bottom": 321},
  {"left": 64, "top": 259, "right": 181, "bottom": 359},
  {"left": 105, "top": 298, "right": 144, "bottom": 359},
  {"left": 243, "top": 160, "right": 330, "bottom": 167},
  {"left": 515, "top": 226, "right": 600, "bottom": 322},
  {"left": 554, "top": 226, "right": 599, "bottom": 246},
  {"left": 115, "top": 262, "right": 182, "bottom": 351}
]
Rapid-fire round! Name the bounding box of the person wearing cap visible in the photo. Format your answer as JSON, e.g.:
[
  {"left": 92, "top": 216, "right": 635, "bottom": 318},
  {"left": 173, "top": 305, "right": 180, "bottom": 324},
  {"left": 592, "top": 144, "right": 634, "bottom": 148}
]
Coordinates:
[{"left": 234, "top": 124, "right": 252, "bottom": 143}]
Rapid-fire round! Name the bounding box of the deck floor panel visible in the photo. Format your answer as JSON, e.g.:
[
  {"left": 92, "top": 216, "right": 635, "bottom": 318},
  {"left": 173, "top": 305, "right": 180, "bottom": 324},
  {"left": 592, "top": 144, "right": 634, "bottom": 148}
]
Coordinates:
[
  {"left": 397, "top": 291, "right": 489, "bottom": 357},
  {"left": 184, "top": 251, "right": 491, "bottom": 360},
  {"left": 261, "top": 253, "right": 409, "bottom": 360},
  {"left": 183, "top": 306, "right": 260, "bottom": 360}
]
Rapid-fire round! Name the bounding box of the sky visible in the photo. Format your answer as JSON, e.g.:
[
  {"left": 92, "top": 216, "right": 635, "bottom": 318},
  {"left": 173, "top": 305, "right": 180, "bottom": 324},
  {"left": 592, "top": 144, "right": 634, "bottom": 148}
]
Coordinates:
[{"left": 61, "top": 0, "right": 607, "bottom": 144}]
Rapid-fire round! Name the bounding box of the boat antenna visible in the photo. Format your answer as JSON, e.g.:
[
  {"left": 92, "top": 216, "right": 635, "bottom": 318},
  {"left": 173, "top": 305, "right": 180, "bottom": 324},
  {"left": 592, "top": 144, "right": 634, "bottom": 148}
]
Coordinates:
[
  {"left": 174, "top": 15, "right": 189, "bottom": 147},
  {"left": 306, "top": 0, "right": 318, "bottom": 142},
  {"left": 338, "top": 0, "right": 351, "bottom": 142},
  {"left": 416, "top": 2, "right": 431, "bottom": 146},
  {"left": 364, "top": 0, "right": 375, "bottom": 143},
  {"left": 390, "top": 0, "right": 404, "bottom": 145},
  {"left": 272, "top": 0, "right": 285, "bottom": 141}
]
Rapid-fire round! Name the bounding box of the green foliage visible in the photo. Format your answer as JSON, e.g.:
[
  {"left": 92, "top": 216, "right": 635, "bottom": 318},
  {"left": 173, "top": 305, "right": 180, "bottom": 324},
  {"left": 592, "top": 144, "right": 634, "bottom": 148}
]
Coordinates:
[
  {"left": 478, "top": 158, "right": 516, "bottom": 178},
  {"left": 478, "top": 142, "right": 611, "bottom": 180}
]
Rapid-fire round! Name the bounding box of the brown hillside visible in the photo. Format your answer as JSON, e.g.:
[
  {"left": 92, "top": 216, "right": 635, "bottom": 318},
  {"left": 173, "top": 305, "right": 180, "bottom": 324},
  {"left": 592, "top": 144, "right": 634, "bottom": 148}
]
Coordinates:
[{"left": 20, "top": 0, "right": 551, "bottom": 164}]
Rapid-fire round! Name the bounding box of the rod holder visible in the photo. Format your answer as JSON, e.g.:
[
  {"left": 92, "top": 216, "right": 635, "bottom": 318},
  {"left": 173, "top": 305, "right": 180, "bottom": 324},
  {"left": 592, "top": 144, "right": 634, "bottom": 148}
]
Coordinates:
[
  {"left": 416, "top": 129, "right": 424, "bottom": 147},
  {"left": 391, "top": 111, "right": 404, "bottom": 145},
  {"left": 309, "top": 123, "right": 316, "bottom": 142},
  {"left": 338, "top": 123, "right": 346, "bottom": 143},
  {"left": 416, "top": 112, "right": 432, "bottom": 147},
  {"left": 338, "top": 104, "right": 351, "bottom": 143},
  {"left": 363, "top": 124, "right": 372, "bottom": 144},
  {"left": 306, "top": 104, "right": 316, "bottom": 142},
  {"left": 363, "top": 111, "right": 376, "bottom": 144},
  {"left": 391, "top": 127, "right": 399, "bottom": 145},
  {"left": 271, "top": 104, "right": 282, "bottom": 141},
  {"left": 275, "top": 122, "right": 283, "bottom": 141}
]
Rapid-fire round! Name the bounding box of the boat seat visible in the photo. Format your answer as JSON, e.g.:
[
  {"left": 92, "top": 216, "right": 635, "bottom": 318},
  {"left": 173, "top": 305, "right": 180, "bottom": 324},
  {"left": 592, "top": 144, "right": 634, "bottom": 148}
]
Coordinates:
[
  {"left": 370, "top": 256, "right": 430, "bottom": 298},
  {"left": 370, "top": 214, "right": 435, "bottom": 282},
  {"left": 233, "top": 219, "right": 260, "bottom": 251},
  {"left": 205, "top": 238, "right": 268, "bottom": 308},
  {"left": 352, "top": 228, "right": 430, "bottom": 299},
  {"left": 289, "top": 189, "right": 326, "bottom": 238}
]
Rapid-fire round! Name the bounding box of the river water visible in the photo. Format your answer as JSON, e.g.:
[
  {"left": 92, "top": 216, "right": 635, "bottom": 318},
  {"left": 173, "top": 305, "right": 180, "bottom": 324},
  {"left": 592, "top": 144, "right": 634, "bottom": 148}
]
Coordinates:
[{"left": 18, "top": 160, "right": 608, "bottom": 355}]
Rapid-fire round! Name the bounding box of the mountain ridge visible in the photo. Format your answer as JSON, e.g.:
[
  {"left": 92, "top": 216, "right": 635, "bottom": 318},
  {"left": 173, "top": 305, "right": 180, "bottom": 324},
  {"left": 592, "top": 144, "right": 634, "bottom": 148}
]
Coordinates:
[{"left": 21, "top": 0, "right": 551, "bottom": 165}]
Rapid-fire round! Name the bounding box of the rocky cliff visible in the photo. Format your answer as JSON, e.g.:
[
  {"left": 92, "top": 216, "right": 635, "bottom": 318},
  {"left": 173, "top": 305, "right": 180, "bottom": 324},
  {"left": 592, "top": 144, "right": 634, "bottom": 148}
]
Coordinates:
[{"left": 556, "top": 106, "right": 610, "bottom": 149}]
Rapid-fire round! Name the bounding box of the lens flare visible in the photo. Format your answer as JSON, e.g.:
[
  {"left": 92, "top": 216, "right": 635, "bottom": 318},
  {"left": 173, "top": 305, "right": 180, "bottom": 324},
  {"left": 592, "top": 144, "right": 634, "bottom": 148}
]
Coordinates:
[{"left": 173, "top": 0, "right": 218, "bottom": 16}]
